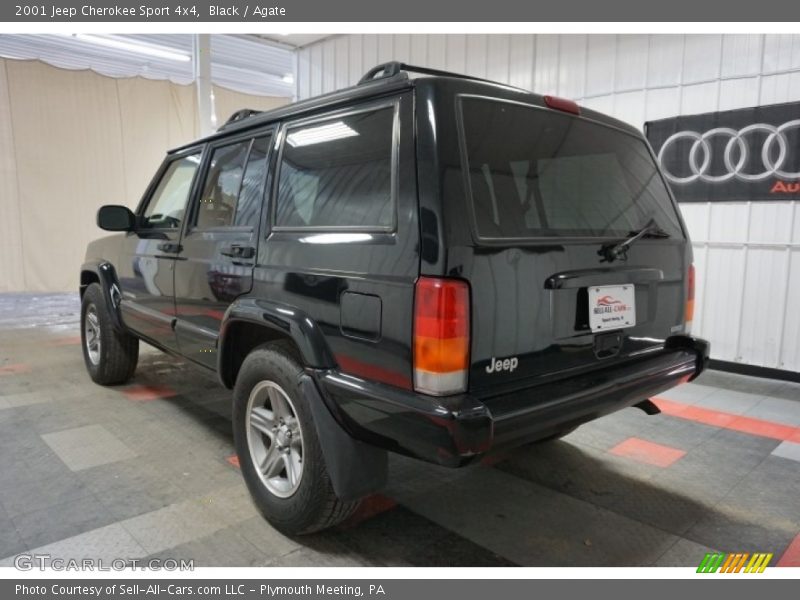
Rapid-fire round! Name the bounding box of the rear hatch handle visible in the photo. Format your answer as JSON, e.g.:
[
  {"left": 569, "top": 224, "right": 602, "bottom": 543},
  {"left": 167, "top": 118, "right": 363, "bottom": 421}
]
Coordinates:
[{"left": 545, "top": 267, "right": 663, "bottom": 290}]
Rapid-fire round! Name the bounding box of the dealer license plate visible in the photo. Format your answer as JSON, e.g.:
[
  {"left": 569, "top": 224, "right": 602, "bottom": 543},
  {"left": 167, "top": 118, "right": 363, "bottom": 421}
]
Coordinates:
[{"left": 588, "top": 285, "right": 636, "bottom": 332}]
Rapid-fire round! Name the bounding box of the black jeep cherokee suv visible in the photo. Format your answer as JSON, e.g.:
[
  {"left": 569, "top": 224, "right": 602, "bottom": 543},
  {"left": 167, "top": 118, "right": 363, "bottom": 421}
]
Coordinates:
[{"left": 80, "top": 62, "right": 709, "bottom": 534}]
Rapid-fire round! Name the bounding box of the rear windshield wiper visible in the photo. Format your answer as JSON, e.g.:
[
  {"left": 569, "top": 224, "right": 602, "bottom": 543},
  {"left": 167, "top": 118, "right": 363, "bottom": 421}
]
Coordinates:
[{"left": 598, "top": 218, "right": 670, "bottom": 263}]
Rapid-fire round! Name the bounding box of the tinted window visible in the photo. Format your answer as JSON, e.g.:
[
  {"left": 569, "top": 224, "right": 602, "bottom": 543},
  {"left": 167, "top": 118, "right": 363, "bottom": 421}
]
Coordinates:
[
  {"left": 459, "top": 97, "right": 684, "bottom": 239},
  {"left": 195, "top": 136, "right": 270, "bottom": 229},
  {"left": 234, "top": 136, "right": 270, "bottom": 227},
  {"left": 196, "top": 141, "right": 250, "bottom": 229},
  {"left": 275, "top": 107, "right": 395, "bottom": 230},
  {"left": 142, "top": 153, "right": 201, "bottom": 229}
]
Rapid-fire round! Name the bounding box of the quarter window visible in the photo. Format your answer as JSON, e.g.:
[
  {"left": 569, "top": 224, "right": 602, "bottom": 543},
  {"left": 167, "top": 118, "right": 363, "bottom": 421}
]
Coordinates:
[{"left": 275, "top": 107, "right": 395, "bottom": 230}]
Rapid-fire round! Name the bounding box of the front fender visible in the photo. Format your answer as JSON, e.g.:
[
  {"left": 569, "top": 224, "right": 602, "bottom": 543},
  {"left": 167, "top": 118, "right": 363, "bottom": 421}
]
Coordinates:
[{"left": 80, "top": 261, "right": 125, "bottom": 333}]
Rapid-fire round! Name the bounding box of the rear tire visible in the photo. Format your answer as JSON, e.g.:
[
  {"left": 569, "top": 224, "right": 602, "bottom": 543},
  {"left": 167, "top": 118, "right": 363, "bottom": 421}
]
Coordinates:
[
  {"left": 233, "top": 341, "right": 360, "bottom": 535},
  {"left": 81, "top": 283, "right": 139, "bottom": 385}
]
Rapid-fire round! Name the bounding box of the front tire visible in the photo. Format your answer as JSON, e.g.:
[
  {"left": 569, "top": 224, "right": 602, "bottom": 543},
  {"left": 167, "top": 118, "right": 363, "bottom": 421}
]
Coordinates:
[
  {"left": 81, "top": 283, "right": 139, "bottom": 385},
  {"left": 233, "top": 342, "right": 359, "bottom": 535}
]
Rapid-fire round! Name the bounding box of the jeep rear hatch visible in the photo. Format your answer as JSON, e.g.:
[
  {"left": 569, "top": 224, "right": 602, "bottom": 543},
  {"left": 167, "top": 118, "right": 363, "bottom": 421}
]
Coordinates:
[{"left": 456, "top": 95, "right": 691, "bottom": 393}]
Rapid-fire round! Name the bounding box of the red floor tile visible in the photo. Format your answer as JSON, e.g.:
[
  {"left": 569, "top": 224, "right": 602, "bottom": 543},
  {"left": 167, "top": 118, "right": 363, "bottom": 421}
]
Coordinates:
[
  {"left": 226, "top": 455, "right": 240, "bottom": 469},
  {"left": 0, "top": 363, "right": 31, "bottom": 375},
  {"left": 122, "top": 384, "right": 178, "bottom": 402},
  {"left": 654, "top": 396, "right": 800, "bottom": 443},
  {"left": 777, "top": 533, "right": 800, "bottom": 567},
  {"left": 609, "top": 437, "right": 686, "bottom": 468}
]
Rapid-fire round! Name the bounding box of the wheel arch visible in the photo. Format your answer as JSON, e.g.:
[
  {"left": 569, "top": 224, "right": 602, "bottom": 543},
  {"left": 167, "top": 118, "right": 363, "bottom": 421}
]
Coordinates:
[
  {"left": 80, "top": 261, "right": 125, "bottom": 333},
  {"left": 218, "top": 298, "right": 336, "bottom": 389}
]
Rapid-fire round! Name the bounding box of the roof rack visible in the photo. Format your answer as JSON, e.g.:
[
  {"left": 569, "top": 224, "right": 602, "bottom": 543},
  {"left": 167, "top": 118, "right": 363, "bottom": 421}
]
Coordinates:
[
  {"left": 358, "top": 61, "right": 501, "bottom": 87},
  {"left": 223, "top": 108, "right": 262, "bottom": 127},
  {"left": 212, "top": 62, "right": 504, "bottom": 137}
]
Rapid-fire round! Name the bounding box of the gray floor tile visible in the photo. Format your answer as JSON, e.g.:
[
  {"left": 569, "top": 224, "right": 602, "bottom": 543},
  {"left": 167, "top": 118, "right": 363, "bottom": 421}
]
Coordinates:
[
  {"left": 3, "top": 522, "right": 147, "bottom": 563},
  {"left": 653, "top": 537, "right": 718, "bottom": 567},
  {"left": 12, "top": 493, "right": 118, "bottom": 549},
  {"left": 264, "top": 546, "right": 370, "bottom": 567},
  {"left": 771, "top": 441, "right": 800, "bottom": 462},
  {"left": 0, "top": 508, "right": 26, "bottom": 557},
  {"left": 695, "top": 371, "right": 787, "bottom": 397},
  {"left": 120, "top": 497, "right": 231, "bottom": 555},
  {"left": 0, "top": 471, "right": 94, "bottom": 518},
  {"left": 768, "top": 382, "right": 800, "bottom": 402},
  {"left": 42, "top": 424, "right": 137, "bottom": 471},
  {"left": 694, "top": 388, "right": 766, "bottom": 415},
  {"left": 321, "top": 505, "right": 516, "bottom": 567},
  {"left": 0, "top": 391, "right": 51, "bottom": 409},
  {"left": 497, "top": 441, "right": 710, "bottom": 536},
  {"left": 228, "top": 516, "right": 302, "bottom": 561},
  {"left": 144, "top": 528, "right": 270, "bottom": 568},
  {"left": 658, "top": 382, "right": 717, "bottom": 404},
  {"left": 745, "top": 397, "right": 800, "bottom": 426},
  {"left": 391, "top": 466, "right": 678, "bottom": 566}
]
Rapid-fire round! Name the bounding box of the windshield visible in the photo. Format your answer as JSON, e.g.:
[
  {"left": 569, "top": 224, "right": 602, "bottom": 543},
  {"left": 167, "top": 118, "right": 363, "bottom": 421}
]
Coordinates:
[{"left": 458, "top": 97, "right": 684, "bottom": 240}]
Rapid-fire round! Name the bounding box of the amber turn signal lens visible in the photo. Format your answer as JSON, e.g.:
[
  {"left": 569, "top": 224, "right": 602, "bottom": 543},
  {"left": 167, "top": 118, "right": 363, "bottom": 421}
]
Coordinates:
[{"left": 685, "top": 264, "right": 696, "bottom": 332}]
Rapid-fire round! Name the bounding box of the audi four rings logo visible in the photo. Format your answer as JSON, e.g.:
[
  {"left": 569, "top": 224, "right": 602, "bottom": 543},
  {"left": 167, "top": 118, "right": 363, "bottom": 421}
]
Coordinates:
[{"left": 657, "top": 119, "right": 800, "bottom": 185}]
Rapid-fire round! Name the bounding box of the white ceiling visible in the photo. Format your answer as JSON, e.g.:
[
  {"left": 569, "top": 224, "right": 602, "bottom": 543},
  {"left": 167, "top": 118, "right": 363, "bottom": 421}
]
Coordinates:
[
  {"left": 0, "top": 34, "right": 296, "bottom": 97},
  {"left": 255, "top": 34, "right": 332, "bottom": 48}
]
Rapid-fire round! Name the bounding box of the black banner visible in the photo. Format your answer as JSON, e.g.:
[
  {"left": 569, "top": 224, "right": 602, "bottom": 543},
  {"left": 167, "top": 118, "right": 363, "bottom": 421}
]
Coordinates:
[{"left": 646, "top": 101, "right": 800, "bottom": 203}]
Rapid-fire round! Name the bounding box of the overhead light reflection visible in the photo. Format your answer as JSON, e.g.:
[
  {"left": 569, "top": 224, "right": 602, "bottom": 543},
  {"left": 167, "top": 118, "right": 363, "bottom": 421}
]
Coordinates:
[
  {"left": 299, "top": 233, "right": 373, "bottom": 244},
  {"left": 286, "top": 121, "right": 358, "bottom": 147}
]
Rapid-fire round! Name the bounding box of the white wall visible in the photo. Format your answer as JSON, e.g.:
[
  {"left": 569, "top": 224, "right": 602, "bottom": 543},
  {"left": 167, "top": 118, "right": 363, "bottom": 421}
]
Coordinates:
[
  {"left": 297, "top": 34, "right": 800, "bottom": 372},
  {"left": 0, "top": 59, "right": 289, "bottom": 293}
]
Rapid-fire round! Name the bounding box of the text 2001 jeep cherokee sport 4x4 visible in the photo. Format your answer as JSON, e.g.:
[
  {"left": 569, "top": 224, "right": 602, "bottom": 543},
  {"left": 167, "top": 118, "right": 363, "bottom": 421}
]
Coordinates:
[{"left": 80, "top": 62, "right": 709, "bottom": 534}]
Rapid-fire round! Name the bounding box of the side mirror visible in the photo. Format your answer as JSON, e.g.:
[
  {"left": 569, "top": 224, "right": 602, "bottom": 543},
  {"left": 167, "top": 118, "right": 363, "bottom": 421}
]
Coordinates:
[{"left": 97, "top": 205, "right": 136, "bottom": 232}]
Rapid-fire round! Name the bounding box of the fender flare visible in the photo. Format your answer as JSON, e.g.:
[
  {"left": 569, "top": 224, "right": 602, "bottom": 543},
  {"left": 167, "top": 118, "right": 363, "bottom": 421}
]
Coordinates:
[
  {"left": 218, "top": 297, "right": 336, "bottom": 387},
  {"left": 80, "top": 261, "right": 125, "bottom": 333}
]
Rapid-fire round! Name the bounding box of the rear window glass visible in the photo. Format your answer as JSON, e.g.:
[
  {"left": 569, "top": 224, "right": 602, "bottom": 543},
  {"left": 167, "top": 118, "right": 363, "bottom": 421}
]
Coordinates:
[{"left": 459, "top": 97, "right": 684, "bottom": 240}]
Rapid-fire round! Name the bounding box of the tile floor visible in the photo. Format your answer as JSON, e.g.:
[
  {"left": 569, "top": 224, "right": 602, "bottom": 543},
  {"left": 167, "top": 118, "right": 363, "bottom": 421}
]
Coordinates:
[{"left": 0, "top": 292, "right": 798, "bottom": 567}]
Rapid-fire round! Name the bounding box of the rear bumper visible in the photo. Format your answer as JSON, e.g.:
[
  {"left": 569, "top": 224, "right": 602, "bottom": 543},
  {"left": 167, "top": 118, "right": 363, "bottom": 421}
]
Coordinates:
[{"left": 314, "top": 335, "right": 710, "bottom": 468}]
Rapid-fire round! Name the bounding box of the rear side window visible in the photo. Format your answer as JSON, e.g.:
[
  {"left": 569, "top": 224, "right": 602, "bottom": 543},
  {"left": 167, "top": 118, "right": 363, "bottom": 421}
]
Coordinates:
[
  {"left": 459, "top": 97, "right": 684, "bottom": 240},
  {"left": 235, "top": 136, "right": 271, "bottom": 227},
  {"left": 197, "top": 141, "right": 250, "bottom": 229},
  {"left": 274, "top": 106, "right": 396, "bottom": 230},
  {"left": 195, "top": 135, "right": 271, "bottom": 229}
]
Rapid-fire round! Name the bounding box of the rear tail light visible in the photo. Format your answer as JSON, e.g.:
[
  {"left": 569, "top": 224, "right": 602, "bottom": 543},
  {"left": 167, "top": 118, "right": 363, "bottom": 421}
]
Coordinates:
[
  {"left": 413, "top": 277, "right": 470, "bottom": 396},
  {"left": 685, "top": 264, "right": 695, "bottom": 333}
]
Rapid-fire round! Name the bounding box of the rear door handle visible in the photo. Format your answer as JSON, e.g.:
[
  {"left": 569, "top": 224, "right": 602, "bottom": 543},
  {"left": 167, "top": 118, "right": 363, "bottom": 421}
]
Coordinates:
[
  {"left": 220, "top": 244, "right": 255, "bottom": 259},
  {"left": 156, "top": 242, "right": 182, "bottom": 254}
]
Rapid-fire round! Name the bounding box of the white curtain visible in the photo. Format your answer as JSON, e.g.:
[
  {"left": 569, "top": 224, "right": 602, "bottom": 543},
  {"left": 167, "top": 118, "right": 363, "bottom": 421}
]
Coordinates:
[{"left": 0, "top": 59, "right": 288, "bottom": 292}]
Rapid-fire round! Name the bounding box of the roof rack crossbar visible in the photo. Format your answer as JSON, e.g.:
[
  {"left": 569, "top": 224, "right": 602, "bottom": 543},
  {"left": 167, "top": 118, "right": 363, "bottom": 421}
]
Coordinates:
[{"left": 358, "top": 61, "right": 501, "bottom": 87}]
